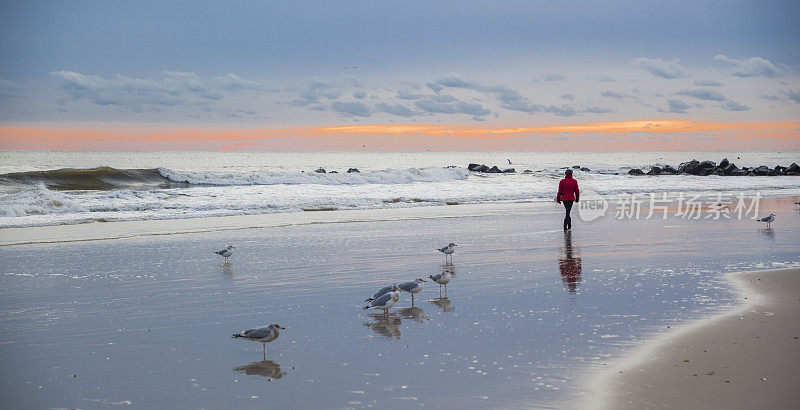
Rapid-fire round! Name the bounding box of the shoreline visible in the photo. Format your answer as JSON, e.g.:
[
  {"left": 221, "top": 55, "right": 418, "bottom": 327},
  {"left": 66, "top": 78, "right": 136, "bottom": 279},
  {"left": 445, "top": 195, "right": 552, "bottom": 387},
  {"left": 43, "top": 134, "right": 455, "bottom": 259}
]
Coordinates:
[{"left": 587, "top": 267, "right": 800, "bottom": 409}]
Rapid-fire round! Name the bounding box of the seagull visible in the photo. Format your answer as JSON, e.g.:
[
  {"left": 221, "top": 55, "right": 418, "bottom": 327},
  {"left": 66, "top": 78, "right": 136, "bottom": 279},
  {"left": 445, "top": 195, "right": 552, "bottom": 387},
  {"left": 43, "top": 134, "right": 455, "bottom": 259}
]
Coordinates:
[
  {"left": 215, "top": 245, "right": 235, "bottom": 262},
  {"left": 232, "top": 323, "right": 285, "bottom": 359},
  {"left": 429, "top": 270, "right": 452, "bottom": 295},
  {"left": 759, "top": 213, "right": 775, "bottom": 228},
  {"left": 363, "top": 285, "right": 400, "bottom": 314},
  {"left": 397, "top": 278, "right": 426, "bottom": 303},
  {"left": 364, "top": 284, "right": 396, "bottom": 302},
  {"left": 438, "top": 243, "right": 457, "bottom": 262}
]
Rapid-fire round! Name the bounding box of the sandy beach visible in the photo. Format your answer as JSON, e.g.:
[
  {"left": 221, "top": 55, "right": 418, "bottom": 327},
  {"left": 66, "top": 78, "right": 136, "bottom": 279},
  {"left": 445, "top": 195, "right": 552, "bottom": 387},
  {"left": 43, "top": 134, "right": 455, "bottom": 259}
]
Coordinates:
[
  {"left": 1, "top": 197, "right": 798, "bottom": 408},
  {"left": 595, "top": 267, "right": 800, "bottom": 409}
]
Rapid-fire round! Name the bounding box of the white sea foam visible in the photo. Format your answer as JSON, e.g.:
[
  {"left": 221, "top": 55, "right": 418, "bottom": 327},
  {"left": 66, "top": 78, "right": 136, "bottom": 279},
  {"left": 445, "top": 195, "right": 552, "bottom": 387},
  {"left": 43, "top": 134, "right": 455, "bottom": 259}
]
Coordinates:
[
  {"left": 157, "top": 166, "right": 470, "bottom": 186},
  {"left": 2, "top": 151, "right": 799, "bottom": 228}
]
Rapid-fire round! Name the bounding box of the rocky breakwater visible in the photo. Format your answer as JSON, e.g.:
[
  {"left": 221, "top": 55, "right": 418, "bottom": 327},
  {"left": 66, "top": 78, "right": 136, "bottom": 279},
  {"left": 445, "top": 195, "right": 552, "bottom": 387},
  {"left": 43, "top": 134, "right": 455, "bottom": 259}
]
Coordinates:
[
  {"left": 468, "top": 163, "right": 516, "bottom": 173},
  {"left": 628, "top": 158, "right": 800, "bottom": 176}
]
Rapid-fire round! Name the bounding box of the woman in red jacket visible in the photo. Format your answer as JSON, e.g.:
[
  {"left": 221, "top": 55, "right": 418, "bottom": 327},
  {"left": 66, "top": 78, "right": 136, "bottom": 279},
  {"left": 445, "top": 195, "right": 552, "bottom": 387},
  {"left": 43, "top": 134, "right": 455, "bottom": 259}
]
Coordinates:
[{"left": 556, "top": 169, "right": 580, "bottom": 230}]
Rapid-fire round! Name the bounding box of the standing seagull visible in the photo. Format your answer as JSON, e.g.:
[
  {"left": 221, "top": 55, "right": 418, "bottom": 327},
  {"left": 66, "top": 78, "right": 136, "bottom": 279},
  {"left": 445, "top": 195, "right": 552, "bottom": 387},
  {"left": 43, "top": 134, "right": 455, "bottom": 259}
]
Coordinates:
[
  {"left": 364, "top": 284, "right": 396, "bottom": 302},
  {"left": 363, "top": 285, "right": 401, "bottom": 315},
  {"left": 232, "top": 323, "right": 285, "bottom": 359},
  {"left": 429, "top": 270, "right": 452, "bottom": 295},
  {"left": 215, "top": 245, "right": 235, "bottom": 263},
  {"left": 397, "top": 278, "right": 426, "bottom": 304},
  {"left": 759, "top": 213, "right": 775, "bottom": 228},
  {"left": 438, "top": 243, "right": 457, "bottom": 263}
]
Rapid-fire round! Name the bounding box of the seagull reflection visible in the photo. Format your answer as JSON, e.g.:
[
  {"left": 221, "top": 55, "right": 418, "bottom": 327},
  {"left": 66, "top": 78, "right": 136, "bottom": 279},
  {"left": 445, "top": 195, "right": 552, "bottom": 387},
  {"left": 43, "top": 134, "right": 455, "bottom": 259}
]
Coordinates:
[
  {"left": 759, "top": 228, "right": 775, "bottom": 239},
  {"left": 221, "top": 264, "right": 234, "bottom": 275},
  {"left": 439, "top": 263, "right": 456, "bottom": 276},
  {"left": 397, "top": 306, "right": 428, "bottom": 322},
  {"left": 558, "top": 230, "right": 583, "bottom": 293},
  {"left": 363, "top": 312, "right": 402, "bottom": 339},
  {"left": 430, "top": 297, "right": 453, "bottom": 312},
  {"left": 234, "top": 360, "right": 286, "bottom": 380}
]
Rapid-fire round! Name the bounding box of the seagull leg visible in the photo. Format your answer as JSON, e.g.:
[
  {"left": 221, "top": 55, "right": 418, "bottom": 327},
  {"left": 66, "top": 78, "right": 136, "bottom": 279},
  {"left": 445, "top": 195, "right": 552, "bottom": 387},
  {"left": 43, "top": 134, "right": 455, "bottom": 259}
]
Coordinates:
[{"left": 263, "top": 343, "right": 266, "bottom": 360}]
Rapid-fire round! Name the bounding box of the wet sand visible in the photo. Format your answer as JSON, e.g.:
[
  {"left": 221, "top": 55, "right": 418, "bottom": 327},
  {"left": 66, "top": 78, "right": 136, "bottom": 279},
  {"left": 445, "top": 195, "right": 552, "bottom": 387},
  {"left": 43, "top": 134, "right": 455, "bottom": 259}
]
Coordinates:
[
  {"left": 0, "top": 197, "right": 798, "bottom": 408},
  {"left": 595, "top": 267, "right": 800, "bottom": 409}
]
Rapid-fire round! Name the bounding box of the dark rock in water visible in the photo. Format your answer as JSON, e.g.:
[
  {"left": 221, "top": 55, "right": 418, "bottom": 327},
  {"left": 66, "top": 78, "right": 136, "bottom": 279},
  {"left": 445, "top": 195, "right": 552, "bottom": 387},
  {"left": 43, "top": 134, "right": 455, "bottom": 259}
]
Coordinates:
[
  {"left": 647, "top": 166, "right": 662, "bottom": 175},
  {"left": 329, "top": 170, "right": 338, "bottom": 174},
  {"left": 486, "top": 166, "right": 503, "bottom": 173},
  {"left": 753, "top": 165, "right": 770, "bottom": 176},
  {"left": 747, "top": 171, "right": 756, "bottom": 176},
  {"left": 678, "top": 159, "right": 700, "bottom": 174},
  {"left": 628, "top": 168, "right": 644, "bottom": 175},
  {"left": 713, "top": 168, "right": 724, "bottom": 176},
  {"left": 661, "top": 165, "right": 678, "bottom": 174},
  {"left": 786, "top": 163, "right": 800, "bottom": 174},
  {"left": 572, "top": 165, "right": 581, "bottom": 169},
  {"left": 347, "top": 168, "right": 360, "bottom": 173},
  {"left": 721, "top": 162, "right": 738, "bottom": 175},
  {"left": 503, "top": 168, "right": 516, "bottom": 173},
  {"left": 314, "top": 168, "right": 326, "bottom": 173},
  {"left": 699, "top": 160, "right": 716, "bottom": 170},
  {"left": 523, "top": 169, "right": 533, "bottom": 174},
  {"left": 468, "top": 164, "right": 490, "bottom": 172},
  {"left": 698, "top": 168, "right": 713, "bottom": 176},
  {"left": 580, "top": 167, "right": 591, "bottom": 172},
  {"left": 730, "top": 169, "right": 748, "bottom": 176},
  {"left": 774, "top": 166, "right": 786, "bottom": 175},
  {"left": 719, "top": 158, "right": 729, "bottom": 168}
]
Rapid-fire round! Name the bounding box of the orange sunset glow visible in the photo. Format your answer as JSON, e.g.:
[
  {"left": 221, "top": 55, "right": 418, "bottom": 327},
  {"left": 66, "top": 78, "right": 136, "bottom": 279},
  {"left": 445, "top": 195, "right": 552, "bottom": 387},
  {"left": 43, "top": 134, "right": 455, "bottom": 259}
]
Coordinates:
[{"left": 1, "top": 120, "right": 797, "bottom": 151}]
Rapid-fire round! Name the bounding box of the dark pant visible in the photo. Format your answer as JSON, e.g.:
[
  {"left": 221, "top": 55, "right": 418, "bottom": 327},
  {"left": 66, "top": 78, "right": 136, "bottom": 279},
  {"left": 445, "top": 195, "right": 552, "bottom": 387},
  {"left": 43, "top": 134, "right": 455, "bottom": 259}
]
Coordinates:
[{"left": 562, "top": 200, "right": 574, "bottom": 230}]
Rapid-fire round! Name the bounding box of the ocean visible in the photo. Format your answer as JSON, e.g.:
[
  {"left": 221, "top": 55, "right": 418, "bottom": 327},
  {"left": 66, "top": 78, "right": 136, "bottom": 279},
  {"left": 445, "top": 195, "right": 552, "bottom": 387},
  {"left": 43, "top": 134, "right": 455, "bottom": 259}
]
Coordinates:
[{"left": 1, "top": 150, "right": 798, "bottom": 228}]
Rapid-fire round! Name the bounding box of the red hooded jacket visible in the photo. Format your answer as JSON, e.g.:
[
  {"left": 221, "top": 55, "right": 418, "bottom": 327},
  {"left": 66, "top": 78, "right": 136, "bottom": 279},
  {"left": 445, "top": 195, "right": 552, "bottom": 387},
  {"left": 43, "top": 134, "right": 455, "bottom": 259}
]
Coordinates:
[{"left": 557, "top": 175, "right": 579, "bottom": 202}]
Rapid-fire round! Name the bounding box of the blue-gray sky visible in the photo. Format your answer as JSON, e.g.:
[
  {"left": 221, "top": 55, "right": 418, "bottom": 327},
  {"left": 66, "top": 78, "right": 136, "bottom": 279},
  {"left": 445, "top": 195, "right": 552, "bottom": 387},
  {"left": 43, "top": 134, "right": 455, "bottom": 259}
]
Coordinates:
[{"left": 1, "top": 0, "right": 799, "bottom": 127}]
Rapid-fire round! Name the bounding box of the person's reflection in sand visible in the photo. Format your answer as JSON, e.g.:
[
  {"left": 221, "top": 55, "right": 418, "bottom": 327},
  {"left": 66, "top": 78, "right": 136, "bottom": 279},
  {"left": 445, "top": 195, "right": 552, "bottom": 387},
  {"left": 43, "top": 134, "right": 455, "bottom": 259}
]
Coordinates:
[
  {"left": 430, "top": 297, "right": 453, "bottom": 312},
  {"left": 558, "top": 230, "right": 583, "bottom": 293},
  {"left": 759, "top": 228, "right": 775, "bottom": 239},
  {"left": 234, "top": 360, "right": 286, "bottom": 380},
  {"left": 363, "top": 312, "right": 402, "bottom": 339},
  {"left": 397, "top": 306, "right": 428, "bottom": 323}
]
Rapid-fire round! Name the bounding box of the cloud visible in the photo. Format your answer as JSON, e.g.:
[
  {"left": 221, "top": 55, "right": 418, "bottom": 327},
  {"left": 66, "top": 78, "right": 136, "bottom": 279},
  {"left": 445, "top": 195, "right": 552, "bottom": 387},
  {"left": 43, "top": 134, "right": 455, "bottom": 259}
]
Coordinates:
[
  {"left": 583, "top": 106, "right": 614, "bottom": 114},
  {"left": 331, "top": 101, "right": 371, "bottom": 117},
  {"left": 50, "top": 70, "right": 262, "bottom": 112},
  {"left": 413, "top": 99, "right": 490, "bottom": 117},
  {"left": 787, "top": 90, "right": 800, "bottom": 103},
  {"left": 601, "top": 90, "right": 630, "bottom": 100},
  {"left": 677, "top": 89, "right": 726, "bottom": 101},
  {"left": 374, "top": 103, "right": 420, "bottom": 117},
  {"left": 721, "top": 100, "right": 750, "bottom": 111},
  {"left": 353, "top": 90, "right": 366, "bottom": 99},
  {"left": 693, "top": 79, "right": 723, "bottom": 87},
  {"left": 633, "top": 58, "right": 686, "bottom": 79},
  {"left": 714, "top": 55, "right": 783, "bottom": 78},
  {"left": 289, "top": 77, "right": 341, "bottom": 106},
  {"left": 660, "top": 99, "right": 692, "bottom": 114},
  {"left": 397, "top": 89, "right": 426, "bottom": 100},
  {"left": 543, "top": 73, "right": 565, "bottom": 82},
  {"left": 561, "top": 94, "right": 574, "bottom": 101},
  {"left": 596, "top": 76, "right": 616, "bottom": 83}
]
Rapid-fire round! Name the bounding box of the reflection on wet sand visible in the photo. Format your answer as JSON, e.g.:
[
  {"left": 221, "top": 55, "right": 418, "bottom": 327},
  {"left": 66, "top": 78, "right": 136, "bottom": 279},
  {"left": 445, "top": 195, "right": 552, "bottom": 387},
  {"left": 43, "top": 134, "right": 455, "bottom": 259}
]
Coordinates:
[
  {"left": 363, "top": 312, "right": 402, "bottom": 339},
  {"left": 234, "top": 360, "right": 286, "bottom": 380},
  {"left": 430, "top": 297, "right": 453, "bottom": 312},
  {"left": 759, "top": 228, "right": 775, "bottom": 239},
  {"left": 397, "top": 306, "right": 428, "bottom": 322},
  {"left": 558, "top": 231, "right": 583, "bottom": 293},
  {"left": 221, "top": 264, "right": 234, "bottom": 275}
]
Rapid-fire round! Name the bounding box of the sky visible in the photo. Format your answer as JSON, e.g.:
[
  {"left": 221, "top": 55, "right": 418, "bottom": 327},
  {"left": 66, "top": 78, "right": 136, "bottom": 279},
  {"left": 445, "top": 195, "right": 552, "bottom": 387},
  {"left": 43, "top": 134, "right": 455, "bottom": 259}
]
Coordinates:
[{"left": 0, "top": 0, "right": 798, "bottom": 150}]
